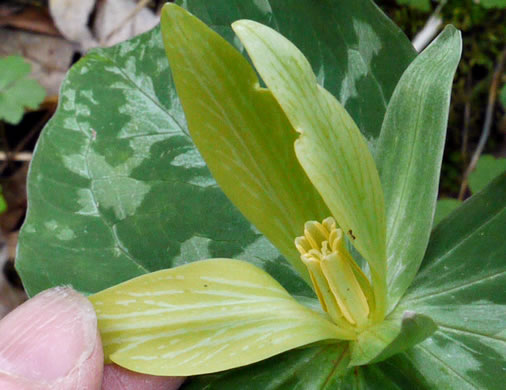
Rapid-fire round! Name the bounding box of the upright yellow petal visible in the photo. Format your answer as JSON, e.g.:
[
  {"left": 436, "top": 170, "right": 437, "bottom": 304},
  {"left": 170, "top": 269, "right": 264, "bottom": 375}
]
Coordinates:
[
  {"left": 233, "top": 20, "right": 387, "bottom": 319},
  {"left": 161, "top": 4, "right": 331, "bottom": 283}
]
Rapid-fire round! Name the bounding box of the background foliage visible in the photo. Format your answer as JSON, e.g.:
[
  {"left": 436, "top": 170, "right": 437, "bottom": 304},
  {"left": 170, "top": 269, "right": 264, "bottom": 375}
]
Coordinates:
[{"left": 378, "top": 0, "right": 505, "bottom": 197}]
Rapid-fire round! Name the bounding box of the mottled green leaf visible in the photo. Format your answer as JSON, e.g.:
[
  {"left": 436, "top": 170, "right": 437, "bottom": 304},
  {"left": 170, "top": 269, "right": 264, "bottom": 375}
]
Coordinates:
[
  {"left": 90, "top": 259, "right": 349, "bottom": 376},
  {"left": 18, "top": 0, "right": 415, "bottom": 298},
  {"left": 161, "top": 4, "right": 329, "bottom": 282},
  {"left": 183, "top": 343, "right": 354, "bottom": 390},
  {"left": 468, "top": 155, "right": 506, "bottom": 194},
  {"left": 184, "top": 342, "right": 431, "bottom": 390},
  {"left": 375, "top": 26, "right": 462, "bottom": 310},
  {"left": 0, "top": 56, "right": 46, "bottom": 124},
  {"left": 234, "top": 20, "right": 387, "bottom": 318},
  {"left": 397, "top": 173, "right": 506, "bottom": 389},
  {"left": 15, "top": 26, "right": 308, "bottom": 298}
]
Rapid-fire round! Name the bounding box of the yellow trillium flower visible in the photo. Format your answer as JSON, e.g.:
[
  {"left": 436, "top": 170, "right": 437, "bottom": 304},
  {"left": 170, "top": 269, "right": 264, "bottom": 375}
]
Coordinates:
[{"left": 89, "top": 3, "right": 444, "bottom": 377}]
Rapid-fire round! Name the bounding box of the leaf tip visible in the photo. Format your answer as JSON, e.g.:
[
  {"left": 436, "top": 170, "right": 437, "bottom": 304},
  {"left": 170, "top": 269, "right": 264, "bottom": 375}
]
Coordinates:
[
  {"left": 231, "top": 19, "right": 260, "bottom": 33},
  {"left": 437, "top": 24, "right": 463, "bottom": 56},
  {"left": 161, "top": 1, "right": 181, "bottom": 14}
]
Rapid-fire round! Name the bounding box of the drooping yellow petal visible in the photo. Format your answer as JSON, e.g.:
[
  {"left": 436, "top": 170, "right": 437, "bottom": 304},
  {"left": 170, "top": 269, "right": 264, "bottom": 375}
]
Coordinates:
[
  {"left": 233, "top": 20, "right": 387, "bottom": 319},
  {"left": 90, "top": 259, "right": 352, "bottom": 376}
]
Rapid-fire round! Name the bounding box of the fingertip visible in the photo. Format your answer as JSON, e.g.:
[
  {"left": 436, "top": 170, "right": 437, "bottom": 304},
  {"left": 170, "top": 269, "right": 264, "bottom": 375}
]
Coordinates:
[{"left": 0, "top": 287, "right": 103, "bottom": 389}]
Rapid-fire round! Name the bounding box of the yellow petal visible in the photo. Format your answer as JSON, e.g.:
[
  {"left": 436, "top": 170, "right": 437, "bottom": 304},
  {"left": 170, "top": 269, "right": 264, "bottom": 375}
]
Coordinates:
[
  {"left": 233, "top": 20, "right": 388, "bottom": 319},
  {"left": 160, "top": 3, "right": 331, "bottom": 284}
]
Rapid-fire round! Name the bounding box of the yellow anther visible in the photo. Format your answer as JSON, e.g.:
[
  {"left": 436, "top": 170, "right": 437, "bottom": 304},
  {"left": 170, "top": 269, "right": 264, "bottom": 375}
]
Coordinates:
[
  {"left": 303, "top": 220, "right": 328, "bottom": 250},
  {"left": 295, "top": 217, "right": 372, "bottom": 328}
]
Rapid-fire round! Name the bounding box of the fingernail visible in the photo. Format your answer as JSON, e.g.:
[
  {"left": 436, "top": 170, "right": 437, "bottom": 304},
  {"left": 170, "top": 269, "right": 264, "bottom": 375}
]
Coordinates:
[{"left": 0, "top": 287, "right": 101, "bottom": 382}]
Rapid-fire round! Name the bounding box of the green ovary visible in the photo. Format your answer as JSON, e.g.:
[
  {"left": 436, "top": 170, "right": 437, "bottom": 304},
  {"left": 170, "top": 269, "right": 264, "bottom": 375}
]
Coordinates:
[{"left": 295, "top": 217, "right": 376, "bottom": 334}]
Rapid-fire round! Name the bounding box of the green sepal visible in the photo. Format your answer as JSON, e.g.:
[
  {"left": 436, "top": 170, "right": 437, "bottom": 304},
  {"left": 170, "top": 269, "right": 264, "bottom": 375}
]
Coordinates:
[
  {"left": 0, "top": 55, "right": 46, "bottom": 124},
  {"left": 349, "top": 309, "right": 437, "bottom": 367},
  {"left": 90, "top": 259, "right": 351, "bottom": 376},
  {"left": 375, "top": 25, "right": 462, "bottom": 310}
]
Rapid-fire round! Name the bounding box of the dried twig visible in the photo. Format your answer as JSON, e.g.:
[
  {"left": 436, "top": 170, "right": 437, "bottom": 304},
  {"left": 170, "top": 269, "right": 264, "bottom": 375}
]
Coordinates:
[
  {"left": 461, "top": 73, "right": 472, "bottom": 161},
  {"left": 0, "top": 122, "right": 11, "bottom": 164},
  {"left": 0, "top": 152, "right": 32, "bottom": 162},
  {"left": 458, "top": 47, "right": 506, "bottom": 200}
]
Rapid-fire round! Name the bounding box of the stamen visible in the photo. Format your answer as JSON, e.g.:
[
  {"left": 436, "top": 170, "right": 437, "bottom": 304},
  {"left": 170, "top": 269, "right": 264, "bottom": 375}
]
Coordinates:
[
  {"left": 295, "top": 217, "right": 372, "bottom": 328},
  {"left": 303, "top": 220, "right": 328, "bottom": 250},
  {"left": 295, "top": 237, "right": 311, "bottom": 254}
]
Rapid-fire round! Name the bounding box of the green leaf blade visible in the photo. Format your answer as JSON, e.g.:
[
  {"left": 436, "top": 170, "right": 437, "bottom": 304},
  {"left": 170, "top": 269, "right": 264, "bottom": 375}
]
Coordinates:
[
  {"left": 375, "top": 25, "right": 462, "bottom": 310},
  {"left": 161, "top": 4, "right": 330, "bottom": 283},
  {"left": 434, "top": 198, "right": 462, "bottom": 227},
  {"left": 184, "top": 341, "right": 434, "bottom": 390},
  {"left": 478, "top": 0, "right": 506, "bottom": 9},
  {"left": 90, "top": 259, "right": 349, "bottom": 376},
  {"left": 183, "top": 344, "right": 354, "bottom": 390}
]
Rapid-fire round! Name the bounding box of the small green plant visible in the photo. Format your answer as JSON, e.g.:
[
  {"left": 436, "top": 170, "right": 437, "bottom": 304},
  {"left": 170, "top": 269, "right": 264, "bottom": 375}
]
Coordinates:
[
  {"left": 0, "top": 56, "right": 45, "bottom": 125},
  {"left": 16, "top": 1, "right": 504, "bottom": 388}
]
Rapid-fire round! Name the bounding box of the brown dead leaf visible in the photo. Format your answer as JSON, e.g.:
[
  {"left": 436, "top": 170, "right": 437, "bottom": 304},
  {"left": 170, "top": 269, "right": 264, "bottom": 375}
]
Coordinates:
[
  {"left": 93, "top": 0, "right": 159, "bottom": 47},
  {"left": 0, "top": 6, "right": 60, "bottom": 36},
  {"left": 49, "top": 0, "right": 98, "bottom": 51}
]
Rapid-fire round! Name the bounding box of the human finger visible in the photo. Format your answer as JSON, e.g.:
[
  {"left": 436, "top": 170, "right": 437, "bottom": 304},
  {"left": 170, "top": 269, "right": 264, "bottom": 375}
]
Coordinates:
[
  {"left": 0, "top": 287, "right": 103, "bottom": 390},
  {"left": 101, "top": 364, "right": 185, "bottom": 390}
]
